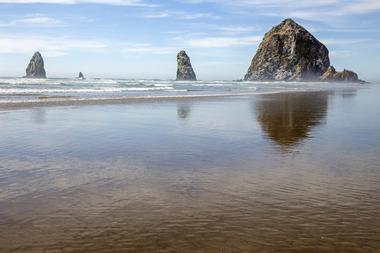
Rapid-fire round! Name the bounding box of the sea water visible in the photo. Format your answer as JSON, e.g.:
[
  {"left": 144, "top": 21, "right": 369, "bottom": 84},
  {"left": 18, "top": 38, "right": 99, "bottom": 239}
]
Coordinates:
[
  {"left": 0, "top": 77, "right": 368, "bottom": 104},
  {"left": 0, "top": 81, "right": 378, "bottom": 252}
]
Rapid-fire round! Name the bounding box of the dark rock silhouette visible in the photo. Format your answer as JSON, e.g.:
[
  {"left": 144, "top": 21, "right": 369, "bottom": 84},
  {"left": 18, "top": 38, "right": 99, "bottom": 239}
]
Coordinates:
[
  {"left": 78, "top": 72, "right": 85, "bottom": 80},
  {"left": 177, "top": 104, "right": 191, "bottom": 119},
  {"left": 244, "top": 19, "right": 330, "bottom": 81},
  {"left": 176, "top": 50, "right": 197, "bottom": 81},
  {"left": 255, "top": 91, "right": 328, "bottom": 151},
  {"left": 25, "top": 51, "right": 46, "bottom": 78}
]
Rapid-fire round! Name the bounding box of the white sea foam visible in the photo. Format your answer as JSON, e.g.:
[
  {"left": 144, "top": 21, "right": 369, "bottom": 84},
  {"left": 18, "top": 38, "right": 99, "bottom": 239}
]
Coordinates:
[
  {"left": 0, "top": 86, "right": 175, "bottom": 94},
  {"left": 0, "top": 78, "right": 62, "bottom": 85},
  {"left": 0, "top": 91, "right": 289, "bottom": 105},
  {"left": 0, "top": 77, "right": 369, "bottom": 105}
]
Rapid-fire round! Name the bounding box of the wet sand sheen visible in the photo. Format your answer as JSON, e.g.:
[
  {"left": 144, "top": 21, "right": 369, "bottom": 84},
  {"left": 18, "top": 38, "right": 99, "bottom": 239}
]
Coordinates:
[{"left": 0, "top": 88, "right": 379, "bottom": 252}]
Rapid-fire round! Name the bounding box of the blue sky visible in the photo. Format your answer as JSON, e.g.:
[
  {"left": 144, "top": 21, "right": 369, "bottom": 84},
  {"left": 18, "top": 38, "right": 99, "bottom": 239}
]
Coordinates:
[{"left": 0, "top": 0, "right": 379, "bottom": 80}]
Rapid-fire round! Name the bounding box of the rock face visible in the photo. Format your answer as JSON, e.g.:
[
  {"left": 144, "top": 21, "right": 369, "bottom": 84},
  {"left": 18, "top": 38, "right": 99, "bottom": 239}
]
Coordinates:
[
  {"left": 78, "top": 72, "right": 85, "bottom": 79},
  {"left": 244, "top": 19, "right": 330, "bottom": 81},
  {"left": 320, "top": 66, "right": 337, "bottom": 80},
  {"left": 320, "top": 66, "right": 362, "bottom": 82},
  {"left": 25, "top": 51, "right": 46, "bottom": 78},
  {"left": 176, "top": 50, "right": 197, "bottom": 81}
]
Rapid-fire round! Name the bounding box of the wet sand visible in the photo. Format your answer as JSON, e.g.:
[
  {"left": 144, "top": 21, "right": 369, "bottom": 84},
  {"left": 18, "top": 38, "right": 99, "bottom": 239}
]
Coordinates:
[{"left": 0, "top": 87, "right": 379, "bottom": 252}]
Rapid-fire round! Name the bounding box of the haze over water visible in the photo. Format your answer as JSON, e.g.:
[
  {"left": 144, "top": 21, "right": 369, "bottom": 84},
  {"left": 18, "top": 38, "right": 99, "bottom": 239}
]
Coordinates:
[{"left": 0, "top": 82, "right": 379, "bottom": 252}]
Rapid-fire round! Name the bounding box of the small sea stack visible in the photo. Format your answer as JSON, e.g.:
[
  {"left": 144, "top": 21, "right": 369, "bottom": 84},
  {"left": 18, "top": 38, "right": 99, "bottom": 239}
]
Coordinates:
[
  {"left": 320, "top": 66, "right": 365, "bottom": 83},
  {"left": 78, "top": 72, "right": 85, "bottom": 80},
  {"left": 25, "top": 51, "right": 46, "bottom": 78},
  {"left": 176, "top": 50, "right": 197, "bottom": 81}
]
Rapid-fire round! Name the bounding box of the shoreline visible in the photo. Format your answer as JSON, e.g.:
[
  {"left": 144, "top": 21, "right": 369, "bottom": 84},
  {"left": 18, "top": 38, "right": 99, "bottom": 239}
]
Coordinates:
[
  {"left": 0, "top": 90, "right": 309, "bottom": 109},
  {"left": 0, "top": 86, "right": 368, "bottom": 110},
  {"left": 0, "top": 84, "right": 379, "bottom": 253}
]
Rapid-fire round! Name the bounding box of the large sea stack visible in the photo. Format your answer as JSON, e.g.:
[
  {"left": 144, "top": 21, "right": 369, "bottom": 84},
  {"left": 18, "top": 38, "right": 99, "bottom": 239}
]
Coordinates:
[
  {"left": 25, "top": 51, "right": 46, "bottom": 78},
  {"left": 244, "top": 19, "right": 330, "bottom": 81},
  {"left": 176, "top": 50, "right": 197, "bottom": 81}
]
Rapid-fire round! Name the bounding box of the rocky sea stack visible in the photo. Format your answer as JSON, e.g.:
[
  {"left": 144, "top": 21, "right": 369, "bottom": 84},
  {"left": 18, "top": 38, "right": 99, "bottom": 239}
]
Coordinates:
[
  {"left": 25, "top": 51, "right": 46, "bottom": 78},
  {"left": 78, "top": 72, "right": 85, "bottom": 79},
  {"left": 176, "top": 50, "right": 197, "bottom": 81},
  {"left": 320, "top": 66, "right": 364, "bottom": 83},
  {"left": 245, "top": 19, "right": 330, "bottom": 81},
  {"left": 244, "top": 18, "right": 364, "bottom": 82}
]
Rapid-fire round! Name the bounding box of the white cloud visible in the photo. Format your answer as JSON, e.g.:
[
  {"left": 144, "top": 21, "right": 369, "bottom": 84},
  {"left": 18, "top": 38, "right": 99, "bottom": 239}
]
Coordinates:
[
  {"left": 142, "top": 11, "right": 220, "bottom": 20},
  {"left": 121, "top": 43, "right": 176, "bottom": 55},
  {"left": 338, "top": 0, "right": 380, "bottom": 15},
  {"left": 143, "top": 12, "right": 170, "bottom": 18},
  {"left": 330, "top": 50, "right": 353, "bottom": 58},
  {"left": 180, "top": 12, "right": 220, "bottom": 20},
  {"left": 0, "top": 35, "right": 108, "bottom": 57},
  {"left": 182, "top": 0, "right": 380, "bottom": 19},
  {"left": 184, "top": 0, "right": 338, "bottom": 8},
  {"left": 19, "top": 16, "right": 62, "bottom": 25},
  {"left": 321, "top": 38, "right": 374, "bottom": 45},
  {"left": 187, "top": 36, "right": 262, "bottom": 48},
  {"left": 284, "top": 0, "right": 380, "bottom": 20},
  {"left": 0, "top": 15, "right": 63, "bottom": 27},
  {"left": 0, "top": 34, "right": 179, "bottom": 58},
  {"left": 218, "top": 25, "right": 259, "bottom": 35},
  {"left": 0, "top": 0, "right": 157, "bottom": 7}
]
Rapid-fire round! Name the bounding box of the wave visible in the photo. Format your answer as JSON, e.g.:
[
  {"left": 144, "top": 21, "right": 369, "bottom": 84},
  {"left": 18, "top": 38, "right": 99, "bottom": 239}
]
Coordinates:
[
  {"left": 0, "top": 90, "right": 293, "bottom": 106},
  {"left": 0, "top": 86, "right": 176, "bottom": 94},
  {"left": 0, "top": 78, "right": 126, "bottom": 86},
  {"left": 0, "top": 77, "right": 369, "bottom": 107}
]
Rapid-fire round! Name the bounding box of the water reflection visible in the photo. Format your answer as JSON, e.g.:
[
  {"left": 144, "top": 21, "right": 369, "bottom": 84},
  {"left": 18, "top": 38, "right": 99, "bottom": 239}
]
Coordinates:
[
  {"left": 331, "top": 89, "right": 358, "bottom": 99},
  {"left": 31, "top": 108, "right": 46, "bottom": 124},
  {"left": 0, "top": 89, "right": 379, "bottom": 253},
  {"left": 177, "top": 104, "right": 191, "bottom": 119},
  {"left": 255, "top": 92, "right": 328, "bottom": 150}
]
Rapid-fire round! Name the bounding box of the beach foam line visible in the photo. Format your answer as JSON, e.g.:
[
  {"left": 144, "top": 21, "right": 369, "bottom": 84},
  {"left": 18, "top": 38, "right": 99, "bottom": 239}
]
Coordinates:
[
  {"left": 0, "top": 89, "right": 324, "bottom": 108},
  {"left": 0, "top": 87, "right": 176, "bottom": 94}
]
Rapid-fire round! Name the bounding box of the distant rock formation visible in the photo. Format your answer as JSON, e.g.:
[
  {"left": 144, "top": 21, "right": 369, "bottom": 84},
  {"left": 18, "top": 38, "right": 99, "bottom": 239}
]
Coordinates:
[
  {"left": 78, "top": 72, "right": 85, "bottom": 80},
  {"left": 320, "top": 66, "right": 364, "bottom": 83},
  {"left": 25, "top": 51, "right": 46, "bottom": 78},
  {"left": 176, "top": 50, "right": 197, "bottom": 81},
  {"left": 244, "top": 18, "right": 365, "bottom": 82},
  {"left": 244, "top": 19, "right": 330, "bottom": 81}
]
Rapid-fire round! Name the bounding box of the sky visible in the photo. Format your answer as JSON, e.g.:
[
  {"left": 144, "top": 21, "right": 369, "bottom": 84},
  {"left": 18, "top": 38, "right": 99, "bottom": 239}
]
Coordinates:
[{"left": 0, "top": 0, "right": 379, "bottom": 80}]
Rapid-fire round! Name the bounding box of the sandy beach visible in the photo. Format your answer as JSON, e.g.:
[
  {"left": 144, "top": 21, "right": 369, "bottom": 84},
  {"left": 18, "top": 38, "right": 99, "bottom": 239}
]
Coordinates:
[
  {"left": 0, "top": 85, "right": 379, "bottom": 252},
  {"left": 1, "top": 0, "right": 379, "bottom": 251}
]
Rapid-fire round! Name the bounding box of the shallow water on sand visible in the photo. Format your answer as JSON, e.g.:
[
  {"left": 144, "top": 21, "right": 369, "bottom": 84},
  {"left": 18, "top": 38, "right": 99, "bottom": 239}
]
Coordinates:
[{"left": 0, "top": 84, "right": 379, "bottom": 252}]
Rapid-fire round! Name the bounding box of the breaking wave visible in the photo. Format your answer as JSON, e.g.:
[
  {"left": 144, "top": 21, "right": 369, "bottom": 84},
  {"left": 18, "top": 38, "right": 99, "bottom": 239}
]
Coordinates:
[{"left": 0, "top": 77, "right": 368, "bottom": 105}]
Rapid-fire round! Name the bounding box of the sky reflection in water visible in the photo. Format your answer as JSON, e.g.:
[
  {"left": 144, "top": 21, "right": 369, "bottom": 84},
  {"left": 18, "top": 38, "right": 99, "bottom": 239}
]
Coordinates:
[{"left": 0, "top": 87, "right": 379, "bottom": 253}]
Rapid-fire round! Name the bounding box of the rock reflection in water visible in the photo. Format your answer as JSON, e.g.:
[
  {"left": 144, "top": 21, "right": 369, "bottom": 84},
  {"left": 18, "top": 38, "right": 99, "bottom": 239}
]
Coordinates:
[
  {"left": 177, "top": 104, "right": 191, "bottom": 119},
  {"left": 31, "top": 108, "right": 46, "bottom": 124},
  {"left": 0, "top": 88, "right": 379, "bottom": 253},
  {"left": 255, "top": 91, "right": 328, "bottom": 150}
]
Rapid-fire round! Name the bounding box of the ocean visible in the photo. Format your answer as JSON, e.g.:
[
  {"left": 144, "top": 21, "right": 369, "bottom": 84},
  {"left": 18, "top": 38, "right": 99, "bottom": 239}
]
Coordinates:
[
  {"left": 0, "top": 80, "right": 379, "bottom": 252},
  {"left": 0, "top": 77, "right": 369, "bottom": 104}
]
